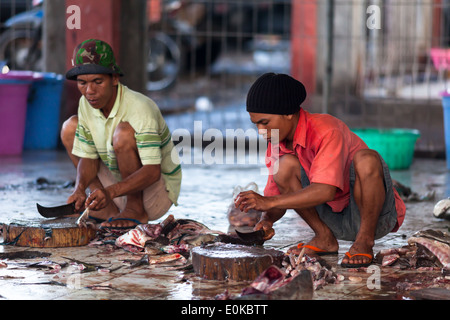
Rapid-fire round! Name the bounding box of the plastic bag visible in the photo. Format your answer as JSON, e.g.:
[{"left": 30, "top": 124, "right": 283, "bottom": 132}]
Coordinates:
[{"left": 227, "top": 182, "right": 263, "bottom": 227}]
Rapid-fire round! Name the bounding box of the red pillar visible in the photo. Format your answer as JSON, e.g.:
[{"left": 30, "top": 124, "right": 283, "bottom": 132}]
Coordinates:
[
  {"left": 64, "top": 0, "right": 121, "bottom": 117},
  {"left": 65, "top": 0, "right": 121, "bottom": 71},
  {"left": 291, "top": 0, "right": 317, "bottom": 95}
]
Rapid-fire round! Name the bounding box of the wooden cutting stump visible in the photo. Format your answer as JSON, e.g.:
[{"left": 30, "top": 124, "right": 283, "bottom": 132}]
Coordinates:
[
  {"left": 2, "top": 217, "right": 96, "bottom": 248},
  {"left": 192, "top": 243, "right": 284, "bottom": 281}
]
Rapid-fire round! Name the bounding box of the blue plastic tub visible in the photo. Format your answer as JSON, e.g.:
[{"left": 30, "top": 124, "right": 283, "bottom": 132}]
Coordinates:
[
  {"left": 23, "top": 72, "right": 64, "bottom": 150},
  {"left": 441, "top": 91, "right": 450, "bottom": 169}
]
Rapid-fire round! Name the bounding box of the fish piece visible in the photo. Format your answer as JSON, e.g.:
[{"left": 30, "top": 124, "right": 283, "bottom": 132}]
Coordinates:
[
  {"left": 136, "top": 223, "right": 162, "bottom": 239},
  {"left": 336, "top": 274, "right": 345, "bottom": 282},
  {"left": 160, "top": 214, "right": 175, "bottom": 231},
  {"left": 87, "top": 283, "right": 112, "bottom": 290},
  {"left": 125, "top": 255, "right": 149, "bottom": 268},
  {"left": 411, "top": 229, "right": 450, "bottom": 245},
  {"left": 148, "top": 253, "right": 186, "bottom": 265},
  {"left": 433, "top": 198, "right": 450, "bottom": 218},
  {"left": 144, "top": 246, "right": 161, "bottom": 255},
  {"left": 115, "top": 228, "right": 150, "bottom": 250},
  {"left": 288, "top": 253, "right": 297, "bottom": 268},
  {"left": 408, "top": 236, "right": 450, "bottom": 270},
  {"left": 382, "top": 253, "right": 400, "bottom": 266},
  {"left": 160, "top": 244, "right": 190, "bottom": 254},
  {"left": 97, "top": 268, "right": 110, "bottom": 274},
  {"left": 227, "top": 205, "right": 262, "bottom": 227},
  {"left": 248, "top": 265, "right": 290, "bottom": 295},
  {"left": 120, "top": 244, "right": 143, "bottom": 254},
  {"left": 179, "top": 234, "right": 216, "bottom": 246},
  {"left": 238, "top": 267, "right": 313, "bottom": 300},
  {"left": 348, "top": 276, "right": 362, "bottom": 283},
  {"left": 379, "top": 248, "right": 399, "bottom": 255}
]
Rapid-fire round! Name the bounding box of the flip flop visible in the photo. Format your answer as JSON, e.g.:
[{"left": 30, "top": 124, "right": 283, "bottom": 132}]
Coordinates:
[
  {"left": 296, "top": 243, "right": 338, "bottom": 256},
  {"left": 87, "top": 215, "right": 106, "bottom": 224},
  {"left": 340, "top": 252, "right": 373, "bottom": 268},
  {"left": 100, "top": 217, "right": 143, "bottom": 230}
]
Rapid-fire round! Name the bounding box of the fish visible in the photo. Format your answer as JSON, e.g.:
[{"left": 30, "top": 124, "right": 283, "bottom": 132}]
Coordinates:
[
  {"left": 124, "top": 255, "right": 149, "bottom": 268},
  {"left": 236, "top": 266, "right": 313, "bottom": 300},
  {"left": 411, "top": 229, "right": 450, "bottom": 244},
  {"left": 382, "top": 253, "right": 400, "bottom": 266},
  {"left": 433, "top": 198, "right": 450, "bottom": 218},
  {"left": 166, "top": 219, "right": 223, "bottom": 242},
  {"left": 160, "top": 244, "right": 190, "bottom": 254},
  {"left": 136, "top": 223, "right": 162, "bottom": 239},
  {"left": 115, "top": 228, "right": 152, "bottom": 250},
  {"left": 375, "top": 229, "right": 450, "bottom": 271},
  {"left": 148, "top": 253, "right": 186, "bottom": 265},
  {"left": 227, "top": 205, "right": 262, "bottom": 227},
  {"left": 115, "top": 216, "right": 224, "bottom": 253},
  {"left": 408, "top": 236, "right": 450, "bottom": 270}
]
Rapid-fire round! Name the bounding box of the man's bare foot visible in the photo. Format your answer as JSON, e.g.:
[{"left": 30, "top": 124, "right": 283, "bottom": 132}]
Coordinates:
[
  {"left": 82, "top": 200, "right": 120, "bottom": 223},
  {"left": 100, "top": 208, "right": 148, "bottom": 228},
  {"left": 287, "top": 234, "right": 339, "bottom": 256}
]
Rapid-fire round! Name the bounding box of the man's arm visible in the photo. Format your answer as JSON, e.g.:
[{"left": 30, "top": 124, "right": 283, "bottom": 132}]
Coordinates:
[
  {"left": 235, "top": 182, "right": 337, "bottom": 213},
  {"left": 236, "top": 183, "right": 336, "bottom": 240},
  {"left": 67, "top": 157, "right": 101, "bottom": 211}
]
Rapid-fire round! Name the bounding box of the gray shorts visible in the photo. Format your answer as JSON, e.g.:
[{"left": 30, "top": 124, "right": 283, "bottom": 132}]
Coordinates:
[{"left": 300, "top": 155, "right": 398, "bottom": 241}]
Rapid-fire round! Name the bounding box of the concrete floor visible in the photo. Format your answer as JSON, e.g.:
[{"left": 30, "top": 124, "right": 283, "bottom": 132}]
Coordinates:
[{"left": 0, "top": 150, "right": 449, "bottom": 301}]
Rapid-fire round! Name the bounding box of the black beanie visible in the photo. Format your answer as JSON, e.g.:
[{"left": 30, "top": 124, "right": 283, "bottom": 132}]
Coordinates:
[{"left": 246, "top": 73, "right": 307, "bottom": 115}]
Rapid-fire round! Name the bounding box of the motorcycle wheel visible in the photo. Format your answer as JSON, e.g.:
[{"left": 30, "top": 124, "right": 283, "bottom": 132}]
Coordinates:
[
  {"left": 0, "top": 28, "right": 42, "bottom": 71},
  {"left": 147, "top": 32, "right": 181, "bottom": 91}
]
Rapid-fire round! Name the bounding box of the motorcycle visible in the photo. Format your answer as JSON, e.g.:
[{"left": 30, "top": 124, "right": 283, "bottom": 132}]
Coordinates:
[
  {"left": 146, "top": 0, "right": 221, "bottom": 91},
  {"left": 0, "top": 0, "right": 43, "bottom": 72},
  {"left": 0, "top": 0, "right": 222, "bottom": 91}
]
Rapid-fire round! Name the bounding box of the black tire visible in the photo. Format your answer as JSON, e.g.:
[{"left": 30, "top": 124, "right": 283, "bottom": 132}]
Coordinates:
[
  {"left": 147, "top": 32, "right": 181, "bottom": 91},
  {"left": 0, "top": 28, "right": 42, "bottom": 71}
]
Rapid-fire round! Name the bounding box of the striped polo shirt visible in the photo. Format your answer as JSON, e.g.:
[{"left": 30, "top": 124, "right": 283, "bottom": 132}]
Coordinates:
[{"left": 72, "top": 83, "right": 181, "bottom": 205}]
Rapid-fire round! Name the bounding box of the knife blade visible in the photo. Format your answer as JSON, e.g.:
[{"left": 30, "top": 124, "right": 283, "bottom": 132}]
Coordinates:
[
  {"left": 36, "top": 202, "right": 76, "bottom": 218},
  {"left": 235, "top": 229, "right": 266, "bottom": 242}
]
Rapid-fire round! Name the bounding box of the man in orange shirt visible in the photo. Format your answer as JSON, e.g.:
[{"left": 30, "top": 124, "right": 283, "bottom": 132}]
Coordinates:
[{"left": 235, "top": 73, "right": 406, "bottom": 268}]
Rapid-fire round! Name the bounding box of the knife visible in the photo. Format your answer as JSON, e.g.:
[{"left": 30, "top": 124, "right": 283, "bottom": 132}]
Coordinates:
[
  {"left": 36, "top": 202, "right": 76, "bottom": 218},
  {"left": 235, "top": 229, "right": 266, "bottom": 243}
]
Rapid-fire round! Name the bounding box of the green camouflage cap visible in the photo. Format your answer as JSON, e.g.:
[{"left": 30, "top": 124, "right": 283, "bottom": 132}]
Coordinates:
[{"left": 66, "top": 39, "right": 124, "bottom": 80}]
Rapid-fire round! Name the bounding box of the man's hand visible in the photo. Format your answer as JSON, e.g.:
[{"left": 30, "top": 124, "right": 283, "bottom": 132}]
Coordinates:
[
  {"left": 85, "top": 188, "right": 112, "bottom": 211},
  {"left": 234, "top": 190, "right": 275, "bottom": 212},
  {"left": 67, "top": 188, "right": 87, "bottom": 212},
  {"left": 254, "top": 219, "right": 275, "bottom": 240}
]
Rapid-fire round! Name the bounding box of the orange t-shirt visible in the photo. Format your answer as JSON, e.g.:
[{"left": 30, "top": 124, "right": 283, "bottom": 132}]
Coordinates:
[{"left": 263, "top": 109, "right": 405, "bottom": 232}]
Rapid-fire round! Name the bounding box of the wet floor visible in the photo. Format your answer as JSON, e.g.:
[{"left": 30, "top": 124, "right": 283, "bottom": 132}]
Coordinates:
[{"left": 0, "top": 150, "right": 449, "bottom": 301}]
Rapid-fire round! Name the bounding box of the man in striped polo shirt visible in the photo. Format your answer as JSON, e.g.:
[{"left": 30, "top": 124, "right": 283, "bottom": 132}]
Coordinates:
[{"left": 61, "top": 39, "right": 181, "bottom": 229}]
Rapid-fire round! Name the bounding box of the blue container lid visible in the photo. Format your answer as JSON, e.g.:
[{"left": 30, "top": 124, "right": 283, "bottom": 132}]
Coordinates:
[{"left": 32, "top": 72, "right": 63, "bottom": 83}]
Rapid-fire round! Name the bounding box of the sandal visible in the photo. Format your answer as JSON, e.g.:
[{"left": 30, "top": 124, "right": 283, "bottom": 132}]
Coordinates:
[
  {"left": 296, "top": 242, "right": 338, "bottom": 256},
  {"left": 340, "top": 252, "right": 373, "bottom": 268}
]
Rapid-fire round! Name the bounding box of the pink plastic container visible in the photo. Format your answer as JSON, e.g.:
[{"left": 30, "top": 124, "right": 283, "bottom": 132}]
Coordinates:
[
  {"left": 0, "top": 71, "right": 34, "bottom": 155},
  {"left": 430, "top": 48, "right": 450, "bottom": 71}
]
